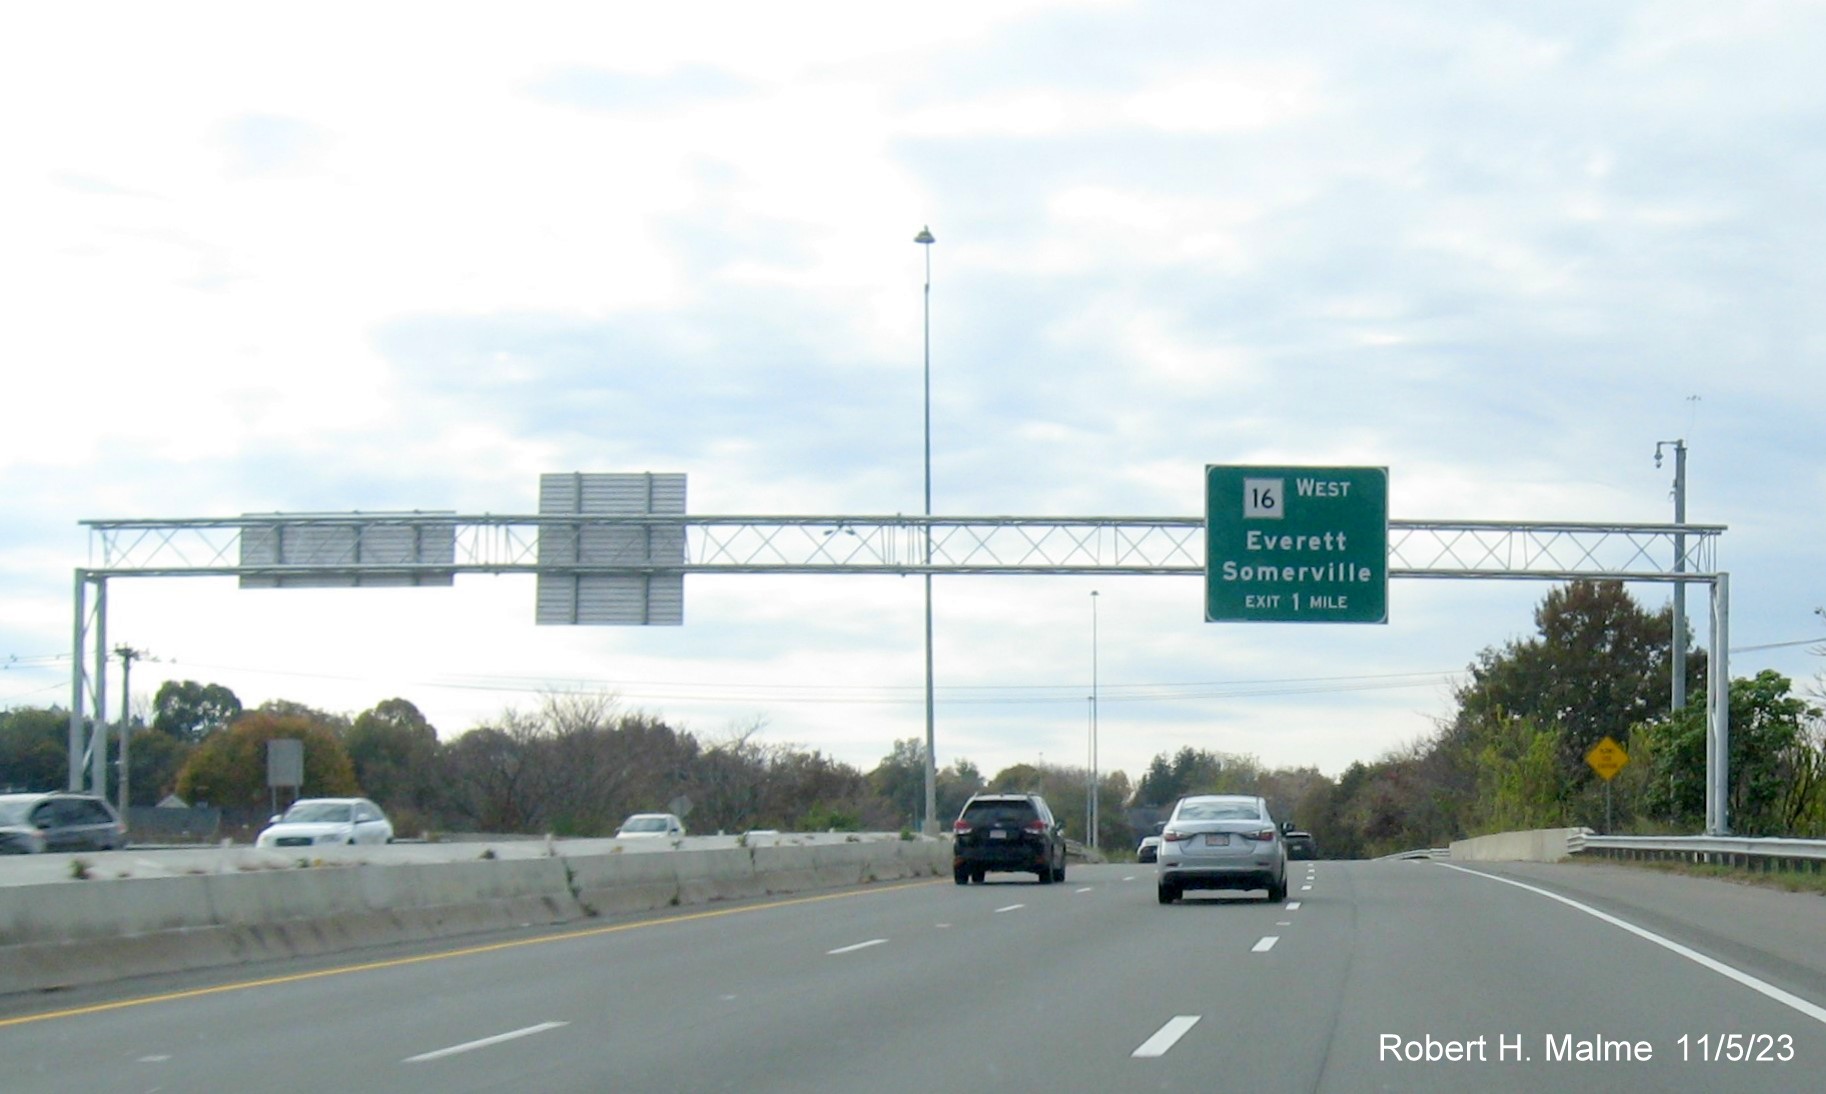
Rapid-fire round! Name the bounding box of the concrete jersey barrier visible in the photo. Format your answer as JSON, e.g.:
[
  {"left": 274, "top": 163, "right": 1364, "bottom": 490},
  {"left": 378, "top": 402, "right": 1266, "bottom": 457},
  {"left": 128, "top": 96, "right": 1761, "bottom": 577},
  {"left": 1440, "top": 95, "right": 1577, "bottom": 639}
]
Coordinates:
[
  {"left": 0, "top": 836, "right": 948, "bottom": 997},
  {"left": 1448, "top": 827, "right": 1590, "bottom": 863}
]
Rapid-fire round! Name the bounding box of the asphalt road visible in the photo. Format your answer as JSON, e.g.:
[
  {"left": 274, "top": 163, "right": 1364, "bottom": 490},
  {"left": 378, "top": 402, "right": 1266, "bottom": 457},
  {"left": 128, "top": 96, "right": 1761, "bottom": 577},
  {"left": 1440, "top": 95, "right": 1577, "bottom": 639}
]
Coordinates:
[{"left": 3, "top": 858, "right": 1824, "bottom": 1092}]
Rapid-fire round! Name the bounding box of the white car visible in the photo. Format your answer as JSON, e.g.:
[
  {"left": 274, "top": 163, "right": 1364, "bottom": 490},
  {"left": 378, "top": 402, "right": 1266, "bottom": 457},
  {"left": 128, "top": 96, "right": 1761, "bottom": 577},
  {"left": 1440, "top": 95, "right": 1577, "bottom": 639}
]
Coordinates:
[
  {"left": 256, "top": 798, "right": 394, "bottom": 848},
  {"left": 616, "top": 813, "right": 686, "bottom": 839}
]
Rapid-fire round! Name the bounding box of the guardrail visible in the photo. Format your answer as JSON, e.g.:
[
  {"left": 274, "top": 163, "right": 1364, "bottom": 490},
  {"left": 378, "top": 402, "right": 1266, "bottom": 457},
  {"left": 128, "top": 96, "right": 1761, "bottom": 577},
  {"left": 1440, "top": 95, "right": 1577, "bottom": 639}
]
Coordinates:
[{"left": 1569, "top": 831, "right": 1826, "bottom": 873}]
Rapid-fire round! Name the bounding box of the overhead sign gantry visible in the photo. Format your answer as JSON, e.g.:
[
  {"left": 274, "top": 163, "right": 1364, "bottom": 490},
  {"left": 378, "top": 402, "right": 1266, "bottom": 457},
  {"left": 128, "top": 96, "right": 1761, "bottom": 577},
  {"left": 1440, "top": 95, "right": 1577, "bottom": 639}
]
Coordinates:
[{"left": 69, "top": 469, "right": 1734, "bottom": 832}]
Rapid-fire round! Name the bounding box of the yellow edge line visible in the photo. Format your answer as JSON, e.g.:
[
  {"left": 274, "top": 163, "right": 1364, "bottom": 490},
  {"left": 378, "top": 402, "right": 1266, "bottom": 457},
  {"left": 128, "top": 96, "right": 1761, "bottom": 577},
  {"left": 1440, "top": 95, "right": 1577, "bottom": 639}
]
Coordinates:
[{"left": 1, "top": 877, "right": 941, "bottom": 1029}]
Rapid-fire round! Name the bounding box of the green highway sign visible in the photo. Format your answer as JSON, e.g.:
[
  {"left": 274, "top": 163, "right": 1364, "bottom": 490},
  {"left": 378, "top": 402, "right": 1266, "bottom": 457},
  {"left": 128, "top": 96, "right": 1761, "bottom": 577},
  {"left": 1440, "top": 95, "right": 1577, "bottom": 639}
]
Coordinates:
[{"left": 1205, "top": 465, "right": 1388, "bottom": 624}]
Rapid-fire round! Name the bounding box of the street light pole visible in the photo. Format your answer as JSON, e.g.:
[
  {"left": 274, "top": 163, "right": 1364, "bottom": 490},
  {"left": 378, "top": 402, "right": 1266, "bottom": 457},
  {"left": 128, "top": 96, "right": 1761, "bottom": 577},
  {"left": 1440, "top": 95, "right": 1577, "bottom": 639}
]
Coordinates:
[
  {"left": 1655, "top": 439, "right": 1688, "bottom": 713},
  {"left": 915, "top": 225, "right": 937, "bottom": 836},
  {"left": 1090, "top": 589, "right": 1099, "bottom": 850}
]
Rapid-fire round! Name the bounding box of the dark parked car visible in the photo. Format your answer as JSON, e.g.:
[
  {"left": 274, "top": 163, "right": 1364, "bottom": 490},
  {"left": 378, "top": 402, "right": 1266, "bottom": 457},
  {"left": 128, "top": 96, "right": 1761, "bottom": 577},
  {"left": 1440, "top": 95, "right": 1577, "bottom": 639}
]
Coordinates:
[
  {"left": 951, "top": 793, "right": 1067, "bottom": 885},
  {"left": 1283, "top": 827, "right": 1317, "bottom": 860},
  {"left": 0, "top": 792, "right": 127, "bottom": 854}
]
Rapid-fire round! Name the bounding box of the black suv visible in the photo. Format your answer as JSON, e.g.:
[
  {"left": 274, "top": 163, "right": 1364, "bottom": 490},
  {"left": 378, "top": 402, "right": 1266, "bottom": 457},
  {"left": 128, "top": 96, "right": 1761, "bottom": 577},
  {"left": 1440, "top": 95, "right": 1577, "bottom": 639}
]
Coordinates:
[{"left": 951, "top": 793, "right": 1067, "bottom": 885}]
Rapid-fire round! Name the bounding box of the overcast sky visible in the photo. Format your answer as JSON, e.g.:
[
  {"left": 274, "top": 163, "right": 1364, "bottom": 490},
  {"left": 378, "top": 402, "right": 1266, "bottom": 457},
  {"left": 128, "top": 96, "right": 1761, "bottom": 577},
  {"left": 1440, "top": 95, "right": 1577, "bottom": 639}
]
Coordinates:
[{"left": 4, "top": 1, "right": 1823, "bottom": 790}]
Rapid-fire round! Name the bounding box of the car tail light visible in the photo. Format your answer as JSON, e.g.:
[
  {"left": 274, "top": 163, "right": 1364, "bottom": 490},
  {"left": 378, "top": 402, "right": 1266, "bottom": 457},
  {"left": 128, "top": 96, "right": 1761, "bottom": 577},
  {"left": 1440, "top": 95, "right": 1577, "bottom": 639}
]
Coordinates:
[
  {"left": 1162, "top": 829, "right": 1194, "bottom": 842},
  {"left": 953, "top": 819, "right": 973, "bottom": 835},
  {"left": 1241, "top": 827, "right": 1277, "bottom": 842},
  {"left": 1024, "top": 819, "right": 1047, "bottom": 834}
]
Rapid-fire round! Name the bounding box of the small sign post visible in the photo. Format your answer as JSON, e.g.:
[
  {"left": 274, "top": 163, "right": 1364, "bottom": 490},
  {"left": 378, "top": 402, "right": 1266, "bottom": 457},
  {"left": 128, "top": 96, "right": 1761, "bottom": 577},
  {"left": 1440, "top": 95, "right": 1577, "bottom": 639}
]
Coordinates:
[
  {"left": 1586, "top": 736, "right": 1629, "bottom": 832},
  {"left": 267, "top": 738, "right": 303, "bottom": 819}
]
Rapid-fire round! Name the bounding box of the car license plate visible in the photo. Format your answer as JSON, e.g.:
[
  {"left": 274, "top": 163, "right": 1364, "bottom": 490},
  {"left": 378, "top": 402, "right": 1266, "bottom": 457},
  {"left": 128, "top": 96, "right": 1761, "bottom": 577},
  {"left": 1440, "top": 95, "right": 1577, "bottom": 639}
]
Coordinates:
[
  {"left": 1204, "top": 833, "right": 1229, "bottom": 846},
  {"left": 989, "top": 830, "right": 1007, "bottom": 840}
]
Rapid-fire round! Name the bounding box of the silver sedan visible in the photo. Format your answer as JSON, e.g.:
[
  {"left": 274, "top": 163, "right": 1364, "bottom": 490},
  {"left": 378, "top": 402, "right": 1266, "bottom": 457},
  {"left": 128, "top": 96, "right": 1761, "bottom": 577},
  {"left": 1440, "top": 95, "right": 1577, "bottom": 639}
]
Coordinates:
[{"left": 1155, "top": 794, "right": 1288, "bottom": 904}]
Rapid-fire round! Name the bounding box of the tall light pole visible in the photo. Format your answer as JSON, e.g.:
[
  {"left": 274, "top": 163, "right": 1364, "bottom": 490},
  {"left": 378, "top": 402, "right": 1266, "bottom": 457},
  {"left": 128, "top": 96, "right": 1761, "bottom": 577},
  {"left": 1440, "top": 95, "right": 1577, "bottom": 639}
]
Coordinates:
[
  {"left": 1655, "top": 439, "right": 1688, "bottom": 713},
  {"left": 1089, "top": 589, "right": 1099, "bottom": 849},
  {"left": 915, "top": 225, "right": 937, "bottom": 835}
]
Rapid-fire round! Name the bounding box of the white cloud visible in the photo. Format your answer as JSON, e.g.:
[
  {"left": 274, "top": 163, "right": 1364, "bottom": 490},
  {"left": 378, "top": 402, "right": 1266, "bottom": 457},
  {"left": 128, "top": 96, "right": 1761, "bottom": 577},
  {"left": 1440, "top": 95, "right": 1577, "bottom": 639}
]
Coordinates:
[{"left": 4, "top": 0, "right": 1823, "bottom": 789}]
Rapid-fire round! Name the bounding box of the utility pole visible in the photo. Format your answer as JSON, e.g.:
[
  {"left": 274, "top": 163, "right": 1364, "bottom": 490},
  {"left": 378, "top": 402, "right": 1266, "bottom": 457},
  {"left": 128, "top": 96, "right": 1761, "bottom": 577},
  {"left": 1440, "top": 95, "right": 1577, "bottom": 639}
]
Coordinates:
[
  {"left": 114, "top": 645, "right": 142, "bottom": 818},
  {"left": 1655, "top": 440, "right": 1688, "bottom": 713},
  {"left": 1089, "top": 589, "right": 1099, "bottom": 851}
]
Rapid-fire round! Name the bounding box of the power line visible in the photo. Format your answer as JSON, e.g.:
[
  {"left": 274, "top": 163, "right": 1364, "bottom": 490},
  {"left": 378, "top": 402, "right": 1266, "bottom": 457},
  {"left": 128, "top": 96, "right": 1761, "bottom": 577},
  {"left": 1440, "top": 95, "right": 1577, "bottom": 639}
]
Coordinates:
[
  {"left": 1730, "top": 636, "right": 1826, "bottom": 653},
  {"left": 2, "top": 653, "right": 69, "bottom": 669},
  {"left": 144, "top": 657, "right": 1467, "bottom": 708}
]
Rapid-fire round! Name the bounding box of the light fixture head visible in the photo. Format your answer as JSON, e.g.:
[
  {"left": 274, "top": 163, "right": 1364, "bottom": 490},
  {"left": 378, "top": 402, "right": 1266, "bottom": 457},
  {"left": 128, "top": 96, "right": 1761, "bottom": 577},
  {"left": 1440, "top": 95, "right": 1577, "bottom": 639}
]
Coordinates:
[{"left": 914, "top": 226, "right": 935, "bottom": 245}]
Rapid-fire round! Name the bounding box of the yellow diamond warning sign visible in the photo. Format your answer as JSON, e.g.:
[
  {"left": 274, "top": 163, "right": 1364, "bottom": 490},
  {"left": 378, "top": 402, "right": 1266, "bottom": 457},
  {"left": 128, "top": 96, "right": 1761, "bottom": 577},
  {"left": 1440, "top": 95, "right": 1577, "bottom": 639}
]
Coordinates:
[{"left": 1585, "top": 736, "right": 1629, "bottom": 781}]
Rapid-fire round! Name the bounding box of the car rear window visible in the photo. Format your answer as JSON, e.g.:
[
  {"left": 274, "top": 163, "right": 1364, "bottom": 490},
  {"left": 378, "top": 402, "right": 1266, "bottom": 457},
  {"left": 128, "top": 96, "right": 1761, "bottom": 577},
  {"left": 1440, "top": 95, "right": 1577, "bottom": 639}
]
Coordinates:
[
  {"left": 1177, "top": 801, "right": 1261, "bottom": 821},
  {"left": 963, "top": 800, "right": 1038, "bottom": 825}
]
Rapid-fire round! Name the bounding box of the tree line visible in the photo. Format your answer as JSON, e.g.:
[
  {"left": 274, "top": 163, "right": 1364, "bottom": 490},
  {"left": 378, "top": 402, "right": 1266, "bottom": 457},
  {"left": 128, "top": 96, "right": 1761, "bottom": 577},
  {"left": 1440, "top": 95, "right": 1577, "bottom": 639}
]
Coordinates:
[
  {"left": 1245, "top": 582, "right": 1826, "bottom": 856},
  {"left": 0, "top": 686, "right": 1127, "bottom": 841},
  {"left": 2, "top": 581, "right": 1820, "bottom": 852}
]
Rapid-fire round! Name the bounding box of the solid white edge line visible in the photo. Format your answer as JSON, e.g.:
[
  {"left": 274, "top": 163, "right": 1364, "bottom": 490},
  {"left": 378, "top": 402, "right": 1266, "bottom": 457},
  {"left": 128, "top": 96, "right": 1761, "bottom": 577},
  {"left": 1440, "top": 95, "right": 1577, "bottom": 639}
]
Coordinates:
[
  {"left": 1132, "top": 1015, "right": 1201, "bottom": 1058},
  {"left": 1437, "top": 862, "right": 1826, "bottom": 1025},
  {"left": 405, "top": 1021, "right": 569, "bottom": 1063},
  {"left": 1253, "top": 936, "right": 1279, "bottom": 953},
  {"left": 827, "top": 938, "right": 889, "bottom": 955}
]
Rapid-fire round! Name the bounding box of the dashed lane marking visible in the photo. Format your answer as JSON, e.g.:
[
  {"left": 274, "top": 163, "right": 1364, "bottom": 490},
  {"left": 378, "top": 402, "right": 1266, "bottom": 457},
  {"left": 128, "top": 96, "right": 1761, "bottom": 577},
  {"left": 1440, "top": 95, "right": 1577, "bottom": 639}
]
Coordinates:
[
  {"left": 827, "top": 939, "right": 888, "bottom": 955},
  {"left": 1133, "top": 1016, "right": 1201, "bottom": 1058},
  {"left": 1252, "top": 936, "right": 1279, "bottom": 953},
  {"left": 405, "top": 1021, "right": 568, "bottom": 1063}
]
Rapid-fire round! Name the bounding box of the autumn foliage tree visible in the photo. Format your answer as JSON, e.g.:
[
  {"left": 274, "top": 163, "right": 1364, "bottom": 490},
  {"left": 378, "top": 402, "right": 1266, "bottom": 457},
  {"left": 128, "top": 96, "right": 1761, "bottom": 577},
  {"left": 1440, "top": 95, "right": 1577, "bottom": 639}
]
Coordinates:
[{"left": 174, "top": 710, "right": 358, "bottom": 811}]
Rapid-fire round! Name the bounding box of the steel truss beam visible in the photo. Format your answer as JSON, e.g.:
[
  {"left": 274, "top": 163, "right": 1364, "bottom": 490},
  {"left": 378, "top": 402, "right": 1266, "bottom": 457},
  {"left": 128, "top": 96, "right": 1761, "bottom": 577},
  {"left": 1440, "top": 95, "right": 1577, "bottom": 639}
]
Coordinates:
[
  {"left": 70, "top": 512, "right": 1733, "bottom": 834},
  {"left": 82, "top": 515, "right": 1721, "bottom": 579}
]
